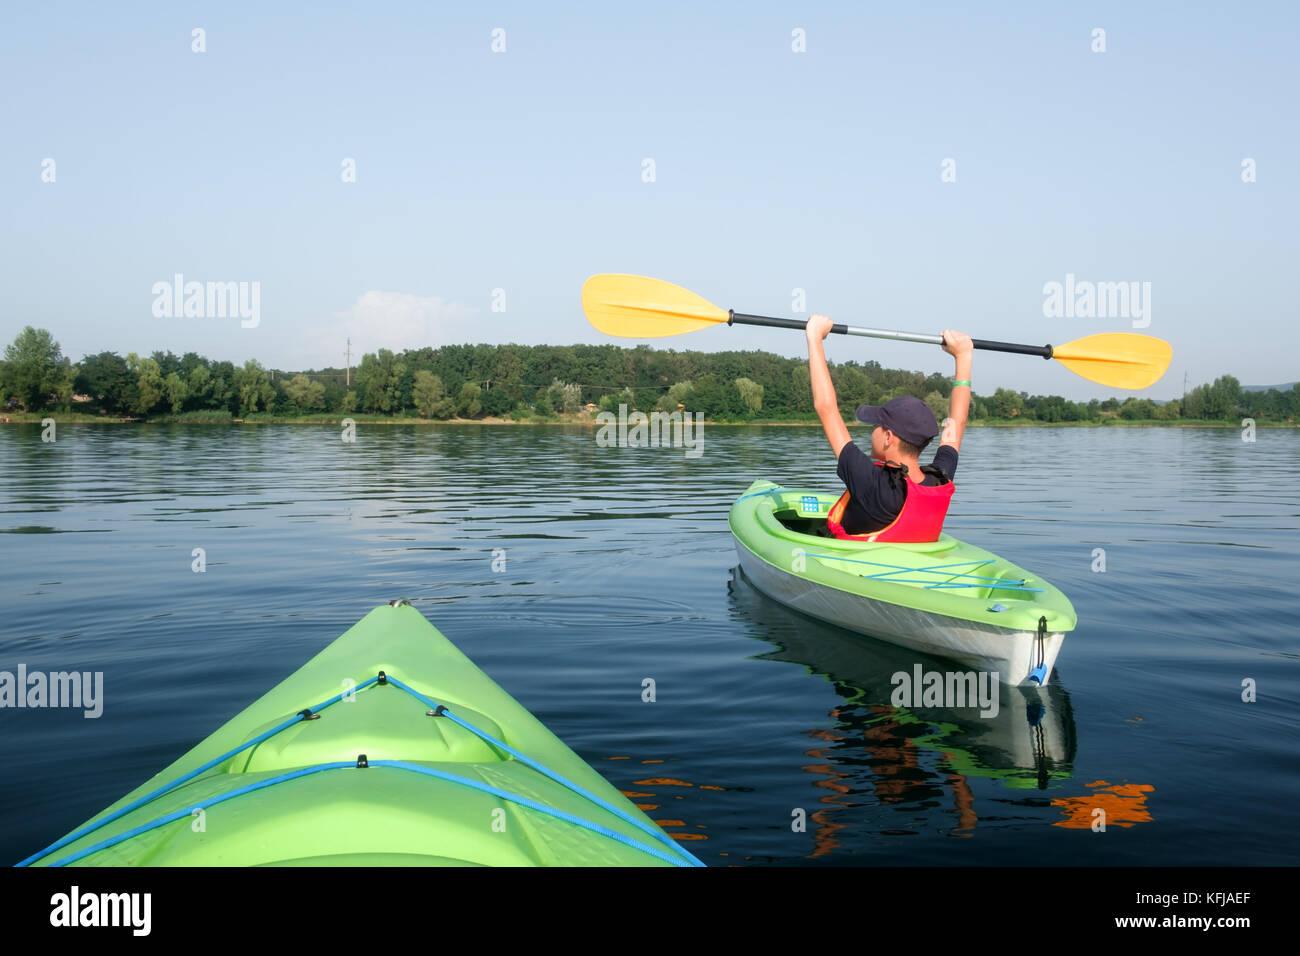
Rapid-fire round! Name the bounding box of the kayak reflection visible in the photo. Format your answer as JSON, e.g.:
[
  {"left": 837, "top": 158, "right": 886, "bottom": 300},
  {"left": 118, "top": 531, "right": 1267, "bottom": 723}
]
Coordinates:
[{"left": 729, "top": 566, "right": 1078, "bottom": 853}]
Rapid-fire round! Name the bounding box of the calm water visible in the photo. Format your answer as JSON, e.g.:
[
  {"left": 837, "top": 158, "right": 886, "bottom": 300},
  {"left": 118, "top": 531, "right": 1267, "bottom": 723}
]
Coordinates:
[{"left": 2, "top": 423, "right": 1297, "bottom": 866}]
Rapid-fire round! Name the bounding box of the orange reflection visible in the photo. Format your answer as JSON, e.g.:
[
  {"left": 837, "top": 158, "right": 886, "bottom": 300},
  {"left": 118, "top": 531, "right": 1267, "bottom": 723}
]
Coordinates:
[
  {"left": 945, "top": 769, "right": 977, "bottom": 833},
  {"left": 800, "top": 721, "right": 854, "bottom": 858},
  {"left": 795, "top": 704, "right": 988, "bottom": 857},
  {"left": 608, "top": 759, "right": 726, "bottom": 850},
  {"left": 1051, "top": 780, "right": 1155, "bottom": 828}
]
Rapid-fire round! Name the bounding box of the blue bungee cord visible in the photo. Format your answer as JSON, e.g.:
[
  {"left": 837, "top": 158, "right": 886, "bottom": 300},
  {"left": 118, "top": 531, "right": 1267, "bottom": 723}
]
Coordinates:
[
  {"left": 18, "top": 672, "right": 704, "bottom": 868},
  {"left": 43, "top": 760, "right": 693, "bottom": 868},
  {"left": 15, "top": 677, "right": 379, "bottom": 868},
  {"left": 733, "top": 484, "right": 1043, "bottom": 593},
  {"left": 385, "top": 675, "right": 698, "bottom": 863},
  {"left": 731, "top": 485, "right": 787, "bottom": 504},
  {"left": 805, "top": 553, "right": 1044, "bottom": 591}
]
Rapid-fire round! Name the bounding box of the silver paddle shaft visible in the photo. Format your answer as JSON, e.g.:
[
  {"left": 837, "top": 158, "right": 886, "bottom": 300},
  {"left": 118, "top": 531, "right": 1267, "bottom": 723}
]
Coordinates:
[{"left": 727, "top": 311, "right": 1053, "bottom": 358}]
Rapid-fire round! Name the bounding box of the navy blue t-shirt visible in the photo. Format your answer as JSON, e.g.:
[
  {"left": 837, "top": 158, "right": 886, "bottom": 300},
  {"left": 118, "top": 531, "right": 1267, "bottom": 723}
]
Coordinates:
[{"left": 834, "top": 441, "right": 958, "bottom": 535}]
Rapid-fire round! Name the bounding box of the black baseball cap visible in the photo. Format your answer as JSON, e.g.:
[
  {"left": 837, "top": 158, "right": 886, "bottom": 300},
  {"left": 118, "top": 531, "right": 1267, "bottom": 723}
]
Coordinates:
[{"left": 854, "top": 396, "right": 940, "bottom": 447}]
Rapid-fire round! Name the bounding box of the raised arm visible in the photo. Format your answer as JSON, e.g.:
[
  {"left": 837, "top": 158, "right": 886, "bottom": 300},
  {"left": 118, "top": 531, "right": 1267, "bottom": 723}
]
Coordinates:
[
  {"left": 940, "top": 329, "right": 973, "bottom": 453},
  {"left": 807, "top": 314, "right": 851, "bottom": 458}
]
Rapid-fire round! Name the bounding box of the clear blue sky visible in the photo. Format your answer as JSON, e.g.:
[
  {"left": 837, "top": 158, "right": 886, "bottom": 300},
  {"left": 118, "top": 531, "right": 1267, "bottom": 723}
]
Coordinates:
[{"left": 2, "top": 1, "right": 1295, "bottom": 400}]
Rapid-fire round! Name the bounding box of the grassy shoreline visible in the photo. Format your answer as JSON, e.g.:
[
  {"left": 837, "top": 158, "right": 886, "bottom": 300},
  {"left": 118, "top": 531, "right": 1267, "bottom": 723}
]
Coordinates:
[{"left": 2, "top": 411, "right": 1295, "bottom": 428}]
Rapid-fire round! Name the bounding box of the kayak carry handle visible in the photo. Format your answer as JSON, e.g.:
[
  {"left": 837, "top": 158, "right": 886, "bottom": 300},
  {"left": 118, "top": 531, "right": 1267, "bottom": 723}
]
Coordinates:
[{"left": 1026, "top": 616, "right": 1049, "bottom": 684}]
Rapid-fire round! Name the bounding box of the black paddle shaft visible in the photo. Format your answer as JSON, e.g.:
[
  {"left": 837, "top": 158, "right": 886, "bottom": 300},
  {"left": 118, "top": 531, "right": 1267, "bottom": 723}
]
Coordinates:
[
  {"left": 728, "top": 311, "right": 1054, "bottom": 359},
  {"left": 970, "top": 338, "right": 1054, "bottom": 358}
]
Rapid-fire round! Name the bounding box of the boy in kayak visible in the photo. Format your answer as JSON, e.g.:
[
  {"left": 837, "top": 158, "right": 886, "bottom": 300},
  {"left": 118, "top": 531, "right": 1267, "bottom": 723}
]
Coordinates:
[{"left": 805, "top": 314, "right": 973, "bottom": 540}]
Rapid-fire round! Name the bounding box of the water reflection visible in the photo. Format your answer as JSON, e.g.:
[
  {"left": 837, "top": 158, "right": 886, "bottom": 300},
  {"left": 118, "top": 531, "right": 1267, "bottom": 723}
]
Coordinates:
[{"left": 729, "top": 566, "right": 1078, "bottom": 854}]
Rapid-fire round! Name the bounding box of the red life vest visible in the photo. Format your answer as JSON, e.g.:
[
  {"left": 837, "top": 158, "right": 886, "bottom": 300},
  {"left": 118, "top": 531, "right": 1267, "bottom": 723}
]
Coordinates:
[{"left": 826, "top": 460, "right": 954, "bottom": 543}]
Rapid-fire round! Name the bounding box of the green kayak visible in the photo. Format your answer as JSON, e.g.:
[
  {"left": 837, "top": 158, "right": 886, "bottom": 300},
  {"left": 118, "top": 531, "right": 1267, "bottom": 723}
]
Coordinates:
[
  {"left": 20, "top": 602, "right": 702, "bottom": 867},
  {"left": 729, "top": 480, "right": 1077, "bottom": 685}
]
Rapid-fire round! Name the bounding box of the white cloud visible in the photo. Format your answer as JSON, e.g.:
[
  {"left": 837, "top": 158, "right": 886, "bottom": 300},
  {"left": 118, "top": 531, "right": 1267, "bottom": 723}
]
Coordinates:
[
  {"left": 339, "top": 291, "right": 478, "bottom": 346},
  {"left": 294, "top": 291, "right": 480, "bottom": 367}
]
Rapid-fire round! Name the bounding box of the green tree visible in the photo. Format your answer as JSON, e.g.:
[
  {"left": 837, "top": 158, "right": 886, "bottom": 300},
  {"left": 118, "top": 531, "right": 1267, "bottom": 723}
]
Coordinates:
[
  {"left": 179, "top": 352, "right": 206, "bottom": 377},
  {"left": 923, "top": 390, "right": 947, "bottom": 424},
  {"left": 656, "top": 380, "right": 693, "bottom": 412},
  {"left": 491, "top": 346, "right": 526, "bottom": 402},
  {"left": 990, "top": 387, "right": 1024, "bottom": 419},
  {"left": 1204, "top": 375, "right": 1241, "bottom": 420},
  {"left": 163, "top": 372, "right": 188, "bottom": 413},
  {"left": 690, "top": 373, "right": 740, "bottom": 418},
  {"left": 1030, "top": 394, "right": 1076, "bottom": 423},
  {"left": 790, "top": 365, "right": 812, "bottom": 413},
  {"left": 480, "top": 386, "right": 514, "bottom": 417},
  {"left": 187, "top": 364, "right": 212, "bottom": 411},
  {"left": 233, "top": 360, "right": 275, "bottom": 415},
  {"left": 355, "top": 350, "right": 407, "bottom": 413},
  {"left": 1, "top": 327, "right": 70, "bottom": 410},
  {"left": 284, "top": 374, "right": 325, "bottom": 412},
  {"left": 1119, "top": 397, "right": 1156, "bottom": 420},
  {"left": 833, "top": 366, "right": 872, "bottom": 418},
  {"left": 458, "top": 381, "right": 482, "bottom": 417},
  {"left": 548, "top": 379, "right": 581, "bottom": 415},
  {"left": 126, "top": 353, "right": 165, "bottom": 416},
  {"left": 735, "top": 377, "right": 764, "bottom": 414},
  {"left": 52, "top": 366, "right": 76, "bottom": 410},
  {"left": 206, "top": 361, "right": 237, "bottom": 413},
  {"left": 413, "top": 370, "right": 454, "bottom": 418},
  {"left": 151, "top": 351, "right": 182, "bottom": 378},
  {"left": 75, "top": 351, "right": 134, "bottom": 414}
]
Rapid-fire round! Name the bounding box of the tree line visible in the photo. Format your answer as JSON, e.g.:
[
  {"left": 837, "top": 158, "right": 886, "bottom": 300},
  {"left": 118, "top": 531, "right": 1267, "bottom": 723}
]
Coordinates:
[{"left": 1, "top": 325, "right": 1295, "bottom": 424}]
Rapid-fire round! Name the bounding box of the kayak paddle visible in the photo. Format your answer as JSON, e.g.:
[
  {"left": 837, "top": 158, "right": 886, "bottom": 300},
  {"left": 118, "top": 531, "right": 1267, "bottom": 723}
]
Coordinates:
[{"left": 581, "top": 273, "right": 1172, "bottom": 390}]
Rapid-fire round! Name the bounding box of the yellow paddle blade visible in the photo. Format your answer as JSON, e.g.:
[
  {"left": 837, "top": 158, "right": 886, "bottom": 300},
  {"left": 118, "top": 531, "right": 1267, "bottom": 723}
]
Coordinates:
[
  {"left": 1052, "top": 333, "right": 1173, "bottom": 390},
  {"left": 582, "top": 274, "right": 730, "bottom": 338}
]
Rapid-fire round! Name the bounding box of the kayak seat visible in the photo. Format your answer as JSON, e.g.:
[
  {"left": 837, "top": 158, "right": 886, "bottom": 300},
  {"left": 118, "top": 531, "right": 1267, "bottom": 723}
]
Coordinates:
[{"left": 775, "top": 515, "right": 835, "bottom": 537}]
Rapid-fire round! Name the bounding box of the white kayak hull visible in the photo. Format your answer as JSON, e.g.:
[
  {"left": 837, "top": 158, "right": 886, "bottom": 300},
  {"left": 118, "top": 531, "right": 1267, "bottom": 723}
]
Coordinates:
[{"left": 734, "top": 540, "right": 1066, "bottom": 686}]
